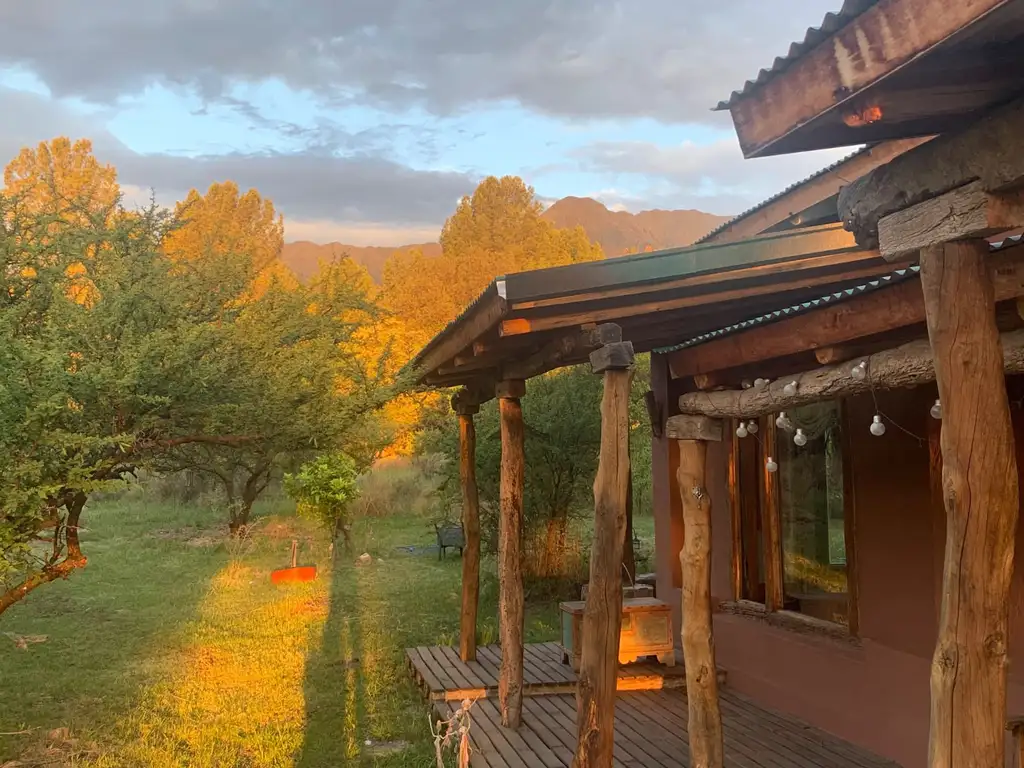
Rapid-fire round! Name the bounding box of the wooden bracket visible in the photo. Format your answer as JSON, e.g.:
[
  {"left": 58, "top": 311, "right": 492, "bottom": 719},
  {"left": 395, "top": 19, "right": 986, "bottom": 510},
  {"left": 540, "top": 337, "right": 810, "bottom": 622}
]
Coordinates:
[
  {"left": 495, "top": 379, "right": 526, "bottom": 400},
  {"left": 590, "top": 341, "right": 635, "bottom": 374},
  {"left": 665, "top": 415, "right": 723, "bottom": 442}
]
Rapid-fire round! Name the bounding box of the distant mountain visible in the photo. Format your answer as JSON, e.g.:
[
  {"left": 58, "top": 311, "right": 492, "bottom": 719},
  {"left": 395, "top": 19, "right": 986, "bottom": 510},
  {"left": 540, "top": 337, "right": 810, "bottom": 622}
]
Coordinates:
[
  {"left": 541, "top": 197, "right": 732, "bottom": 256},
  {"left": 281, "top": 197, "right": 732, "bottom": 282},
  {"left": 280, "top": 241, "right": 442, "bottom": 283}
]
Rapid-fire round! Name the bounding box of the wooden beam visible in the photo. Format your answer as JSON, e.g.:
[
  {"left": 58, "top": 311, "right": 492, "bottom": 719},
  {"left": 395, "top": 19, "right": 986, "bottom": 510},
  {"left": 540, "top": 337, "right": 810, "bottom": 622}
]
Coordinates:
[
  {"left": 839, "top": 94, "right": 1024, "bottom": 248},
  {"left": 677, "top": 328, "right": 1024, "bottom": 418},
  {"left": 498, "top": 388, "right": 525, "bottom": 729},
  {"left": 458, "top": 411, "right": 481, "bottom": 662},
  {"left": 701, "top": 139, "right": 931, "bottom": 245},
  {"left": 415, "top": 286, "right": 507, "bottom": 382},
  {"left": 676, "top": 436, "right": 724, "bottom": 767},
  {"left": 503, "top": 324, "right": 622, "bottom": 381},
  {"left": 665, "top": 415, "right": 724, "bottom": 442},
  {"left": 726, "top": 0, "right": 1012, "bottom": 158},
  {"left": 668, "top": 252, "right": 1024, "bottom": 380},
  {"left": 879, "top": 181, "right": 1024, "bottom": 261},
  {"left": 922, "top": 240, "right": 1018, "bottom": 768},
  {"left": 575, "top": 348, "right": 633, "bottom": 767},
  {"left": 728, "top": 427, "right": 743, "bottom": 602}
]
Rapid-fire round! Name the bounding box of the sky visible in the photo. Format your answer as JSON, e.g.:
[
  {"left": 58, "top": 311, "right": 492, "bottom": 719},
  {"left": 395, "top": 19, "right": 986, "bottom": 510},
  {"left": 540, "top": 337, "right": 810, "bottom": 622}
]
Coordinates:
[{"left": 0, "top": 0, "right": 858, "bottom": 245}]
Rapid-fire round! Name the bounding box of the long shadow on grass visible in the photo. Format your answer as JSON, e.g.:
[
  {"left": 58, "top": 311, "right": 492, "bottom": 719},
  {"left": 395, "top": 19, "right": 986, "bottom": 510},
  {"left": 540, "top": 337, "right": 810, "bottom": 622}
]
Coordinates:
[{"left": 295, "top": 553, "right": 363, "bottom": 767}]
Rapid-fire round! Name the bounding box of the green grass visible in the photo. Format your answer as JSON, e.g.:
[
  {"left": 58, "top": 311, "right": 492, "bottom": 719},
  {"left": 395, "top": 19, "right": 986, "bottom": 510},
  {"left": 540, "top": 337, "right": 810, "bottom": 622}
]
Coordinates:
[{"left": 0, "top": 495, "right": 654, "bottom": 767}]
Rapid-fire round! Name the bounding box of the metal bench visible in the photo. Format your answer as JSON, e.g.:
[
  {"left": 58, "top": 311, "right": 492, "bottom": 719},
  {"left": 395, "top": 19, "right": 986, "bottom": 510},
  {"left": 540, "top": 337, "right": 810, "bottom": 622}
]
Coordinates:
[{"left": 434, "top": 522, "right": 465, "bottom": 560}]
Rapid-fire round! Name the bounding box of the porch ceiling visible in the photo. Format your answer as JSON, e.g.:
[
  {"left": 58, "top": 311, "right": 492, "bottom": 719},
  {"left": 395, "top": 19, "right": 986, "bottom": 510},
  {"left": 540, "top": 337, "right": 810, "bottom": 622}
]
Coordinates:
[{"left": 720, "top": 0, "right": 1024, "bottom": 158}]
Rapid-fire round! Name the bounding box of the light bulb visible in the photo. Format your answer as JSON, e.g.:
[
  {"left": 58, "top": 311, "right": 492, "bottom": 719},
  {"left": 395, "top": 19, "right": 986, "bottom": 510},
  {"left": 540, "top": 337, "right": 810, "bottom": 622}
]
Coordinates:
[
  {"left": 851, "top": 361, "right": 867, "bottom": 381},
  {"left": 794, "top": 428, "right": 807, "bottom": 447},
  {"left": 753, "top": 378, "right": 769, "bottom": 391},
  {"left": 747, "top": 420, "right": 759, "bottom": 434},
  {"left": 736, "top": 422, "right": 748, "bottom": 438},
  {"left": 870, "top": 414, "right": 886, "bottom": 437},
  {"left": 783, "top": 380, "right": 798, "bottom": 397},
  {"left": 930, "top": 399, "right": 942, "bottom": 420},
  {"left": 765, "top": 457, "right": 778, "bottom": 473},
  {"left": 775, "top": 411, "right": 793, "bottom": 431},
  {"left": 741, "top": 379, "right": 753, "bottom": 390}
]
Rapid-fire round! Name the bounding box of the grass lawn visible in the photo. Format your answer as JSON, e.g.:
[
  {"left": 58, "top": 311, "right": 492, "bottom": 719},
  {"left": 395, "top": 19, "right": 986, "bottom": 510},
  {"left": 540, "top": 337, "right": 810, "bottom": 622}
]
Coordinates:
[{"left": 1, "top": 493, "right": 656, "bottom": 767}]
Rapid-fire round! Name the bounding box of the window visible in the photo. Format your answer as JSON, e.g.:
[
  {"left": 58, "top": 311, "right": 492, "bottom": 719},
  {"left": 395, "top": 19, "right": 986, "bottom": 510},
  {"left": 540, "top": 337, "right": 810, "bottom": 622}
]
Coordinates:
[{"left": 730, "top": 403, "right": 854, "bottom": 630}]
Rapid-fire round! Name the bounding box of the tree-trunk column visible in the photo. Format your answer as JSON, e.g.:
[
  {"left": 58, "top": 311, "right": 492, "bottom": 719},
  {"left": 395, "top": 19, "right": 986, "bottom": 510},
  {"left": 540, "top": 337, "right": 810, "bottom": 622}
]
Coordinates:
[
  {"left": 574, "top": 341, "right": 635, "bottom": 768},
  {"left": 921, "top": 240, "right": 1019, "bottom": 768},
  {"left": 497, "top": 379, "right": 526, "bottom": 729},
  {"left": 455, "top": 398, "right": 481, "bottom": 662},
  {"left": 667, "top": 414, "right": 725, "bottom": 768}
]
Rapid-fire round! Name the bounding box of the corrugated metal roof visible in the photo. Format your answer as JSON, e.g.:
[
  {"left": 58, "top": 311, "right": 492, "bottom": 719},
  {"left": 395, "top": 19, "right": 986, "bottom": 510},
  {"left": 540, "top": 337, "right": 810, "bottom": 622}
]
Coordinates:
[
  {"left": 715, "top": 0, "right": 881, "bottom": 111},
  {"left": 407, "top": 279, "right": 505, "bottom": 370},
  {"left": 655, "top": 233, "right": 1024, "bottom": 355},
  {"left": 693, "top": 146, "right": 867, "bottom": 245}
]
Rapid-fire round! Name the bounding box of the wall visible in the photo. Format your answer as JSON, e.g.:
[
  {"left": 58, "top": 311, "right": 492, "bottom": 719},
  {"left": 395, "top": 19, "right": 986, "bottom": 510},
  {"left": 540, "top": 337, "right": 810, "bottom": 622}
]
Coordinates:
[{"left": 651, "top": 376, "right": 1024, "bottom": 767}]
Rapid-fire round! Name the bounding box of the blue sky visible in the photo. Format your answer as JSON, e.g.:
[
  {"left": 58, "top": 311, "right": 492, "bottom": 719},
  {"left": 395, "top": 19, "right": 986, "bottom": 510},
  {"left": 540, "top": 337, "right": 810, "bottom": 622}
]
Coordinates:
[{"left": 0, "top": 0, "right": 854, "bottom": 245}]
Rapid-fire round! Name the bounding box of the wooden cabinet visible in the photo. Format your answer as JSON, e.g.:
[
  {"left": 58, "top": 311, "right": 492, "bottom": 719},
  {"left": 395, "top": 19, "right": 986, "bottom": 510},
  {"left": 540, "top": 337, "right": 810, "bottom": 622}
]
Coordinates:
[{"left": 559, "top": 597, "right": 675, "bottom": 671}]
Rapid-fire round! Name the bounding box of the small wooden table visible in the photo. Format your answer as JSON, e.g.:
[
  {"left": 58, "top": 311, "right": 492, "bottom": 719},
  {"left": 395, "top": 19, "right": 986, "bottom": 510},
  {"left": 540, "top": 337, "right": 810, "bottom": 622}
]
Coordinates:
[{"left": 559, "top": 597, "right": 675, "bottom": 671}]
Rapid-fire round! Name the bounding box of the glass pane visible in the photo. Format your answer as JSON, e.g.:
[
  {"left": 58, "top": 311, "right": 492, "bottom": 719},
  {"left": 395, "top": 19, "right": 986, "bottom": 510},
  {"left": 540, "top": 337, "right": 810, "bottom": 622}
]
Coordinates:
[{"left": 777, "top": 403, "right": 849, "bottom": 625}]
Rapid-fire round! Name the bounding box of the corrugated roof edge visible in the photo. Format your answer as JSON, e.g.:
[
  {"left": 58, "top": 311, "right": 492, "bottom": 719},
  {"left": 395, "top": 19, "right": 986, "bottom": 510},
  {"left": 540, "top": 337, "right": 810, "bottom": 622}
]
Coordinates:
[
  {"left": 405, "top": 279, "right": 505, "bottom": 373},
  {"left": 693, "top": 146, "right": 868, "bottom": 245},
  {"left": 654, "top": 234, "right": 1024, "bottom": 355},
  {"left": 714, "top": 0, "right": 880, "bottom": 111}
]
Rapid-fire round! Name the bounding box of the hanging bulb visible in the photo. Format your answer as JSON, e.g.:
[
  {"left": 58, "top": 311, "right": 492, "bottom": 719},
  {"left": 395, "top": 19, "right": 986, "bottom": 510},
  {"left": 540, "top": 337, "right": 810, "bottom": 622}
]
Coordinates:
[
  {"left": 851, "top": 361, "right": 867, "bottom": 381},
  {"left": 794, "top": 428, "right": 807, "bottom": 447},
  {"left": 775, "top": 411, "right": 793, "bottom": 431},
  {"left": 736, "top": 422, "right": 749, "bottom": 438},
  {"left": 930, "top": 399, "right": 942, "bottom": 420},
  {"left": 741, "top": 379, "right": 753, "bottom": 390},
  {"left": 753, "top": 378, "right": 769, "bottom": 391},
  {"left": 870, "top": 414, "right": 886, "bottom": 437},
  {"left": 783, "top": 380, "right": 798, "bottom": 397},
  {"left": 765, "top": 456, "right": 778, "bottom": 473},
  {"left": 747, "top": 420, "right": 759, "bottom": 434}
]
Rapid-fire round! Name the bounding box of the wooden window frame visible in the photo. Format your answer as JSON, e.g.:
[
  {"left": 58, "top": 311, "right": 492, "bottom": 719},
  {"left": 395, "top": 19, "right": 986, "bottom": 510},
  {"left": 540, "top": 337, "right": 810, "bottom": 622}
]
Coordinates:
[{"left": 727, "top": 402, "right": 860, "bottom": 638}]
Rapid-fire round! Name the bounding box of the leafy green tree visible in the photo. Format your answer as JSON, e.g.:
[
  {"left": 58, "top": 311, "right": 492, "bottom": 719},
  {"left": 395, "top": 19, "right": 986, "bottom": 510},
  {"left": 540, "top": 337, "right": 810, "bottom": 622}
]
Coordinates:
[{"left": 284, "top": 452, "right": 359, "bottom": 553}]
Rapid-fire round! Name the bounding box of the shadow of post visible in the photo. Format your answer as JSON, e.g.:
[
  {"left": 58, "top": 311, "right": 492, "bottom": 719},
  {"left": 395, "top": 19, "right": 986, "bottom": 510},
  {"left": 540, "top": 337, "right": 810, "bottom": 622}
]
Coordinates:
[{"left": 295, "top": 554, "right": 363, "bottom": 767}]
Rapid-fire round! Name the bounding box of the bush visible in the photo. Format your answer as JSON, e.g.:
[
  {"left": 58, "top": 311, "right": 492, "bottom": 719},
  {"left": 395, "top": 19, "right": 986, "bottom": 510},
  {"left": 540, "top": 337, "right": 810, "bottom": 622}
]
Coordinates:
[{"left": 283, "top": 453, "right": 359, "bottom": 548}]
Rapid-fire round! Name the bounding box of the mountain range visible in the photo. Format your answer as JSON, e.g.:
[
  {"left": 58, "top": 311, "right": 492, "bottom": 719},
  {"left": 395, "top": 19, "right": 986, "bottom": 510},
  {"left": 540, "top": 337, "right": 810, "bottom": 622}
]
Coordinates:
[{"left": 280, "top": 196, "right": 732, "bottom": 283}]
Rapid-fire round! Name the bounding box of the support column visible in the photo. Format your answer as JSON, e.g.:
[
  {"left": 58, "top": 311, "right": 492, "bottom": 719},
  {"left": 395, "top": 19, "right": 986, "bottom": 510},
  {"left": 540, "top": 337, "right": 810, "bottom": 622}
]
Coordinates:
[
  {"left": 497, "top": 379, "right": 526, "bottom": 729},
  {"left": 666, "top": 414, "right": 725, "bottom": 768},
  {"left": 921, "top": 240, "right": 1019, "bottom": 768},
  {"left": 574, "top": 341, "right": 634, "bottom": 768},
  {"left": 455, "top": 398, "right": 481, "bottom": 662}
]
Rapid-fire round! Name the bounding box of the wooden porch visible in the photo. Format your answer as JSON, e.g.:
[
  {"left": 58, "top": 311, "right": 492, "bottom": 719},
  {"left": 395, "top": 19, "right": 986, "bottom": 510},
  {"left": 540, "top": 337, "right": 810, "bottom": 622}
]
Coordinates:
[{"left": 418, "top": 646, "right": 899, "bottom": 768}]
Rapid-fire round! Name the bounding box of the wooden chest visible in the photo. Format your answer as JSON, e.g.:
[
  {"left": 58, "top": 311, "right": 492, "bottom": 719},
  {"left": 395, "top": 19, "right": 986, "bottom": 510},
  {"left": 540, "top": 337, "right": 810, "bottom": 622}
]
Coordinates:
[{"left": 559, "top": 597, "right": 675, "bottom": 671}]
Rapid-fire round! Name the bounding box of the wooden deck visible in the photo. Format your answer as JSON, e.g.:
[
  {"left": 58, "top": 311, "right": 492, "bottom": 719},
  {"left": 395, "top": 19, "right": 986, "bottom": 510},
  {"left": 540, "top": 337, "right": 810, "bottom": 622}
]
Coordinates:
[
  {"left": 434, "top": 689, "right": 901, "bottom": 768},
  {"left": 407, "top": 641, "right": 723, "bottom": 701}
]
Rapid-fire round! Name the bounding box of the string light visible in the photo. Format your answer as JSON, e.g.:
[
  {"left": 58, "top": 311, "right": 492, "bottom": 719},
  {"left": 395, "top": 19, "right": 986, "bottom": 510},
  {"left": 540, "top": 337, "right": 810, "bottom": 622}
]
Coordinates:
[
  {"left": 741, "top": 379, "right": 753, "bottom": 390},
  {"left": 783, "top": 380, "right": 798, "bottom": 397},
  {"left": 753, "top": 378, "right": 769, "bottom": 391},
  {"left": 930, "top": 399, "right": 942, "bottom": 420},
  {"left": 775, "top": 411, "right": 793, "bottom": 431},
  {"left": 765, "top": 456, "right": 778, "bottom": 473},
  {"left": 747, "top": 420, "right": 759, "bottom": 434},
  {"left": 736, "top": 422, "right": 749, "bottom": 438},
  {"left": 793, "top": 428, "right": 807, "bottom": 447},
  {"left": 870, "top": 414, "right": 886, "bottom": 437},
  {"left": 851, "top": 360, "right": 867, "bottom": 380}
]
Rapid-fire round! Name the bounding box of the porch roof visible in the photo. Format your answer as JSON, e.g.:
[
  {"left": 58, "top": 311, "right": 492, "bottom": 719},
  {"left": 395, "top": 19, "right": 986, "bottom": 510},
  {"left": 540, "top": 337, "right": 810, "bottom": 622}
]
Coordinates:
[{"left": 719, "top": 0, "right": 1024, "bottom": 158}]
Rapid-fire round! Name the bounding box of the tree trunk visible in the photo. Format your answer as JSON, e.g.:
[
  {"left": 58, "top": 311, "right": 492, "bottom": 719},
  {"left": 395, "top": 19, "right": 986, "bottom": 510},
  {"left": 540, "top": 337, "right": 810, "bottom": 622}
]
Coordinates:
[
  {"left": 574, "top": 367, "right": 633, "bottom": 768},
  {"left": 677, "top": 440, "right": 724, "bottom": 768},
  {"left": 498, "top": 395, "right": 525, "bottom": 729},
  {"left": 459, "top": 412, "right": 481, "bottom": 662},
  {"left": 539, "top": 512, "right": 569, "bottom": 578},
  {"left": 921, "top": 241, "right": 1019, "bottom": 768},
  {"left": 0, "top": 492, "right": 89, "bottom": 617}
]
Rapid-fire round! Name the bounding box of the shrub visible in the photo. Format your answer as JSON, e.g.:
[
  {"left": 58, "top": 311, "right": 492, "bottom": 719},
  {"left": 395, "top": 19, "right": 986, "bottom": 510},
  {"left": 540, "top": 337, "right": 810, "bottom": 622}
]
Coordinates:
[{"left": 283, "top": 453, "right": 359, "bottom": 550}]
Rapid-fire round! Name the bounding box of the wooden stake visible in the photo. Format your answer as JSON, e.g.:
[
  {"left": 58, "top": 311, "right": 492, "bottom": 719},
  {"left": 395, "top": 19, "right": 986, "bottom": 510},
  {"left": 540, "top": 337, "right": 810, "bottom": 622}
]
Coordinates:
[
  {"left": 498, "top": 390, "right": 525, "bottom": 729},
  {"left": 921, "top": 240, "right": 1019, "bottom": 768},
  {"left": 458, "top": 411, "right": 481, "bottom": 662},
  {"left": 574, "top": 361, "right": 633, "bottom": 768},
  {"left": 677, "top": 435, "right": 725, "bottom": 768}
]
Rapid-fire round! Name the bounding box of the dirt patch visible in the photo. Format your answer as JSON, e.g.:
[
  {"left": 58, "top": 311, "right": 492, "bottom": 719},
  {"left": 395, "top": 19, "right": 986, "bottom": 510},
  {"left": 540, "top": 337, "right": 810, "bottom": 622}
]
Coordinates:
[
  {"left": 363, "top": 739, "right": 410, "bottom": 757},
  {"left": 7, "top": 727, "right": 99, "bottom": 768}
]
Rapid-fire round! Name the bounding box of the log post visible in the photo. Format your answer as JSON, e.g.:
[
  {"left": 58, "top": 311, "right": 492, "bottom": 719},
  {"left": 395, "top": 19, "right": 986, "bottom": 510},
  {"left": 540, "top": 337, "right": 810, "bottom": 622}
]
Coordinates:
[
  {"left": 574, "top": 341, "right": 635, "bottom": 768},
  {"left": 497, "top": 378, "right": 526, "bottom": 729},
  {"left": 455, "top": 398, "right": 481, "bottom": 662},
  {"left": 666, "top": 414, "right": 725, "bottom": 768},
  {"left": 920, "top": 240, "right": 1019, "bottom": 768}
]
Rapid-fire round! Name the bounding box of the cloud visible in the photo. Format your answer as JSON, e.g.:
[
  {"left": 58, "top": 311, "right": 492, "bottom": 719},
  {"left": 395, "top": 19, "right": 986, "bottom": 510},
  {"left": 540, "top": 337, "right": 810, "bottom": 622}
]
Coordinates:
[
  {"left": 573, "top": 137, "right": 856, "bottom": 215},
  {"left": 0, "top": 87, "right": 476, "bottom": 234},
  {"left": 0, "top": 0, "right": 841, "bottom": 123}
]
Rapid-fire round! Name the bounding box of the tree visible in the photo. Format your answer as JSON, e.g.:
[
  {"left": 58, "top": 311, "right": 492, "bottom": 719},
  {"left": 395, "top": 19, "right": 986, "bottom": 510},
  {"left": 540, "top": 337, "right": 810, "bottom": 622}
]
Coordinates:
[{"left": 284, "top": 453, "right": 360, "bottom": 553}]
